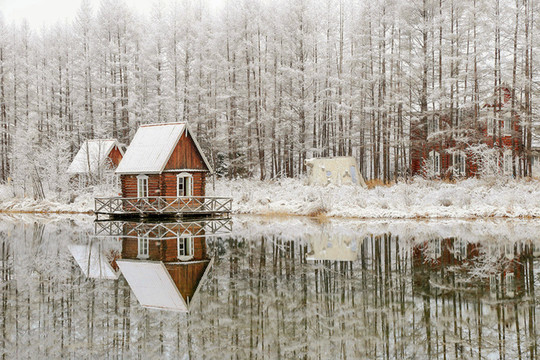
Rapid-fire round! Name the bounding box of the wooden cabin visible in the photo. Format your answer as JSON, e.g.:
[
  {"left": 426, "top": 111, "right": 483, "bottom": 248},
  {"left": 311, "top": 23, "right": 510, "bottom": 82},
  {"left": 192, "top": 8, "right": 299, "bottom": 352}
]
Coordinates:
[
  {"left": 116, "top": 221, "right": 212, "bottom": 312},
  {"left": 115, "top": 122, "right": 212, "bottom": 198},
  {"left": 67, "top": 139, "right": 124, "bottom": 181}
]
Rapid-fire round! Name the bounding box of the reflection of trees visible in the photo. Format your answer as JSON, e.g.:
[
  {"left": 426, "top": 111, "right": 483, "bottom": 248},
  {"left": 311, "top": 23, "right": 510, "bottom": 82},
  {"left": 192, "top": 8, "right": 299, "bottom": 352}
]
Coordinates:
[{"left": 0, "top": 221, "right": 539, "bottom": 359}]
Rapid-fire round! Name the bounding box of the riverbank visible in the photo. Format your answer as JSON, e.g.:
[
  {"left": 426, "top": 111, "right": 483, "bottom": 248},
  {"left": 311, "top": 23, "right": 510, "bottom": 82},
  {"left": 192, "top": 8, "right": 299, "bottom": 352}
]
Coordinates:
[{"left": 2, "top": 177, "right": 540, "bottom": 219}]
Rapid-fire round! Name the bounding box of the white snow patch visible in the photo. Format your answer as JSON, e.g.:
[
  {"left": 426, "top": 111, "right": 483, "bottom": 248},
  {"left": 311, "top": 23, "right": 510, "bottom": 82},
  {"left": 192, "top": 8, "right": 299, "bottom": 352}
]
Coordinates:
[{"left": 209, "top": 177, "right": 540, "bottom": 219}]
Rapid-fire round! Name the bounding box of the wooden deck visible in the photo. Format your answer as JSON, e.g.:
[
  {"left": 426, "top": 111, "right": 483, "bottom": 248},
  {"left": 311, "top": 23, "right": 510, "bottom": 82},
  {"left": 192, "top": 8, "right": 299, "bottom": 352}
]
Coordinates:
[{"left": 94, "top": 196, "right": 232, "bottom": 219}]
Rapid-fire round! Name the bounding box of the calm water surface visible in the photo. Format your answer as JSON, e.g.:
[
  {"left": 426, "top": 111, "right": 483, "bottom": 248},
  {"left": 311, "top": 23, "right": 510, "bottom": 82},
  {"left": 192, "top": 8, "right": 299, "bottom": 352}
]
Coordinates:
[{"left": 0, "top": 215, "right": 539, "bottom": 359}]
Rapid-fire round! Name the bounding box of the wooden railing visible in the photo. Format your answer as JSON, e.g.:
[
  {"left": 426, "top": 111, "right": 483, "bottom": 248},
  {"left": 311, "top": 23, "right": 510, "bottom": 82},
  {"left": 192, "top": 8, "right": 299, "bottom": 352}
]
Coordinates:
[
  {"left": 94, "top": 196, "right": 232, "bottom": 216},
  {"left": 94, "top": 218, "right": 232, "bottom": 239}
]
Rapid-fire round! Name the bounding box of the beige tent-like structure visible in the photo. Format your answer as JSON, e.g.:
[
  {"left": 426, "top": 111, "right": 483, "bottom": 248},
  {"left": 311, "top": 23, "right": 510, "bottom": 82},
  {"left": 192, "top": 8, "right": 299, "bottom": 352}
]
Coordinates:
[
  {"left": 305, "top": 232, "right": 358, "bottom": 262},
  {"left": 305, "top": 156, "right": 367, "bottom": 187}
]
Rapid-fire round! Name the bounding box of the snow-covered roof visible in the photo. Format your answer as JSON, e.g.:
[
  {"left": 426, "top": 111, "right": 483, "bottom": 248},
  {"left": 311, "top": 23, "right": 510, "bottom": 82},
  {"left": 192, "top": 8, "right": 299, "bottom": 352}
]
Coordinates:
[
  {"left": 116, "top": 122, "right": 213, "bottom": 175},
  {"left": 69, "top": 244, "right": 120, "bottom": 280},
  {"left": 117, "top": 259, "right": 213, "bottom": 312},
  {"left": 67, "top": 139, "right": 121, "bottom": 175}
]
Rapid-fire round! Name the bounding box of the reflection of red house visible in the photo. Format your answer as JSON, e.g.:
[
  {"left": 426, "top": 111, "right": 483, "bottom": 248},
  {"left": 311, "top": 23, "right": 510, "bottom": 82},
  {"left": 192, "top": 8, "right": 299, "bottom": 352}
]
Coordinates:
[
  {"left": 117, "top": 222, "right": 212, "bottom": 312},
  {"left": 411, "top": 87, "right": 522, "bottom": 178},
  {"left": 412, "top": 238, "right": 530, "bottom": 298}
]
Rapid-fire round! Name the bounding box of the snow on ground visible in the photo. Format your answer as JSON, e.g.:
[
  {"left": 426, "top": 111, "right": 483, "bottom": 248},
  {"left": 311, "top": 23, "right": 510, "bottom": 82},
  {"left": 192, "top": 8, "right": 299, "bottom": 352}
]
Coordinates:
[
  {"left": 0, "top": 184, "right": 116, "bottom": 214},
  {"left": 2, "top": 176, "right": 540, "bottom": 219},
  {"left": 209, "top": 177, "right": 540, "bottom": 219}
]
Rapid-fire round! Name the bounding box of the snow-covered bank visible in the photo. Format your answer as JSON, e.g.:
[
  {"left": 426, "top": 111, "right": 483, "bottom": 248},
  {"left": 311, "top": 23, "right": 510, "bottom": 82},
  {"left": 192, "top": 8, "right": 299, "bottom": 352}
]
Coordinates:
[
  {"left": 209, "top": 177, "right": 540, "bottom": 219},
  {"left": 0, "top": 185, "right": 115, "bottom": 214},
  {"left": 2, "top": 177, "right": 540, "bottom": 219}
]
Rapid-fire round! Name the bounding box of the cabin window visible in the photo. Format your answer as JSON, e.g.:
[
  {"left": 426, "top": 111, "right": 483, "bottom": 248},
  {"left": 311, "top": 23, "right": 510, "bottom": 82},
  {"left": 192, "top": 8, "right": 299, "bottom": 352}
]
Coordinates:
[
  {"left": 452, "top": 151, "right": 466, "bottom": 177},
  {"left": 428, "top": 150, "right": 441, "bottom": 176},
  {"left": 503, "top": 149, "right": 513, "bottom": 175},
  {"left": 137, "top": 235, "right": 149, "bottom": 259},
  {"left": 177, "top": 173, "right": 193, "bottom": 197},
  {"left": 177, "top": 234, "right": 194, "bottom": 261},
  {"left": 503, "top": 118, "right": 512, "bottom": 135},
  {"left": 487, "top": 117, "right": 496, "bottom": 136},
  {"left": 427, "top": 116, "right": 440, "bottom": 136},
  {"left": 490, "top": 274, "right": 498, "bottom": 292},
  {"left": 137, "top": 175, "right": 148, "bottom": 198},
  {"left": 454, "top": 239, "right": 467, "bottom": 261},
  {"left": 430, "top": 239, "right": 441, "bottom": 259}
]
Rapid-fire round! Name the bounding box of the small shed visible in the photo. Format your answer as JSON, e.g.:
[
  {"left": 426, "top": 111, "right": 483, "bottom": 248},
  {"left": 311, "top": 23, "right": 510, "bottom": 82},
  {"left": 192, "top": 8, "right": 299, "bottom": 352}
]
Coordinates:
[
  {"left": 305, "top": 232, "right": 358, "bottom": 262},
  {"left": 115, "top": 122, "right": 212, "bottom": 198},
  {"left": 305, "top": 156, "right": 366, "bottom": 187},
  {"left": 67, "top": 139, "right": 124, "bottom": 176},
  {"left": 68, "top": 242, "right": 120, "bottom": 280}
]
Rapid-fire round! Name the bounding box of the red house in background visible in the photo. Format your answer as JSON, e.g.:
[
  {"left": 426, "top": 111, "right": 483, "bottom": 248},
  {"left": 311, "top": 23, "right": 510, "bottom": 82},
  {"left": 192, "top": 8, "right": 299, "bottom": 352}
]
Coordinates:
[{"left": 411, "top": 87, "right": 522, "bottom": 178}]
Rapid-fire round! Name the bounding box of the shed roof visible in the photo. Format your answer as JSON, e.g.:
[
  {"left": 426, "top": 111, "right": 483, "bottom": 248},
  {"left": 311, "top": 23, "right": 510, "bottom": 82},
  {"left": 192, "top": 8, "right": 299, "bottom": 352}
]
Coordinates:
[
  {"left": 67, "top": 139, "right": 121, "bottom": 175},
  {"left": 68, "top": 244, "right": 120, "bottom": 280},
  {"left": 117, "top": 258, "right": 213, "bottom": 312},
  {"left": 115, "top": 122, "right": 213, "bottom": 175}
]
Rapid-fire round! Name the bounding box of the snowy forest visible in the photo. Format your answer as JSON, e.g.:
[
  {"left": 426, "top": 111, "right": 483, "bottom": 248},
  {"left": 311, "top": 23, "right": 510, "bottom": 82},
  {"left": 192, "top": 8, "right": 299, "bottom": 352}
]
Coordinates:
[{"left": 0, "top": 0, "right": 538, "bottom": 189}]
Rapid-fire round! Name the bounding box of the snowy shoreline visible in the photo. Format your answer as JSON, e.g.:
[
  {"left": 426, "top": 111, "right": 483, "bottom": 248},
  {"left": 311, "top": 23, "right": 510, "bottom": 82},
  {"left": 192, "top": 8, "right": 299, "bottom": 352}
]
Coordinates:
[{"left": 2, "top": 177, "right": 540, "bottom": 219}]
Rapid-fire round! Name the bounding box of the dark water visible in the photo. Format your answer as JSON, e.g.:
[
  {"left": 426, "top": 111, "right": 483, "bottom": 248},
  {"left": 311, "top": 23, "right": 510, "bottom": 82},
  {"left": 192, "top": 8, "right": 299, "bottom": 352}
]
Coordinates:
[{"left": 0, "top": 215, "right": 539, "bottom": 359}]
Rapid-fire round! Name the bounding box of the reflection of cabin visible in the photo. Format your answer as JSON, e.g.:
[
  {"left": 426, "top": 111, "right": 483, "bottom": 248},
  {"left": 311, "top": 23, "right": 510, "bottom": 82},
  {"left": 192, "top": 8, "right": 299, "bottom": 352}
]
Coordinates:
[
  {"left": 305, "top": 157, "right": 367, "bottom": 187},
  {"left": 67, "top": 139, "right": 124, "bottom": 182},
  {"left": 305, "top": 232, "right": 358, "bottom": 261},
  {"left": 116, "top": 122, "right": 212, "bottom": 198},
  {"left": 68, "top": 242, "right": 120, "bottom": 280},
  {"left": 412, "top": 238, "right": 530, "bottom": 299},
  {"left": 116, "top": 222, "right": 212, "bottom": 312}
]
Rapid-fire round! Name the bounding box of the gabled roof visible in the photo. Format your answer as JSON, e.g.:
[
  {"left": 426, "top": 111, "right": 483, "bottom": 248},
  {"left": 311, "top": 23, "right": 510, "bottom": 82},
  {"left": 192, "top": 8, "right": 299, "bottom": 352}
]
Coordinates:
[
  {"left": 115, "top": 122, "right": 213, "bottom": 175},
  {"left": 69, "top": 244, "right": 120, "bottom": 280},
  {"left": 117, "top": 258, "right": 213, "bottom": 312},
  {"left": 67, "top": 139, "right": 122, "bottom": 175}
]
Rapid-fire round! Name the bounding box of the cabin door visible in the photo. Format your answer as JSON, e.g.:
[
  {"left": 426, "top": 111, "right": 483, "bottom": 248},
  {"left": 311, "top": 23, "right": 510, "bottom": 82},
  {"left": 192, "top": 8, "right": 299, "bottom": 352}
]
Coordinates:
[{"left": 177, "top": 173, "right": 193, "bottom": 197}]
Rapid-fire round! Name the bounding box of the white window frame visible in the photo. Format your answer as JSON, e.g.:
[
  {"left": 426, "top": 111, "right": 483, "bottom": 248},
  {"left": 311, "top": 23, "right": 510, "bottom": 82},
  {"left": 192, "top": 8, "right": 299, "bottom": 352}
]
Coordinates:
[
  {"left": 454, "top": 238, "right": 467, "bottom": 261},
  {"left": 137, "top": 175, "right": 148, "bottom": 198},
  {"left": 452, "top": 150, "right": 466, "bottom": 177},
  {"left": 137, "top": 235, "right": 149, "bottom": 259},
  {"left": 487, "top": 117, "right": 496, "bottom": 136},
  {"left": 177, "top": 234, "right": 194, "bottom": 261},
  {"left": 428, "top": 116, "right": 440, "bottom": 136},
  {"left": 429, "top": 150, "right": 441, "bottom": 176},
  {"left": 176, "top": 172, "right": 193, "bottom": 197},
  {"left": 503, "top": 149, "right": 513, "bottom": 175},
  {"left": 503, "top": 116, "right": 512, "bottom": 135}
]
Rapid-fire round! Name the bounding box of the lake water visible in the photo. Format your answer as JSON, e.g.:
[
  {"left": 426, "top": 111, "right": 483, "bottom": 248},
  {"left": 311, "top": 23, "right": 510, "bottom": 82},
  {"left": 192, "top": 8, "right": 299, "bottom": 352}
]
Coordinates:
[{"left": 0, "top": 215, "right": 539, "bottom": 359}]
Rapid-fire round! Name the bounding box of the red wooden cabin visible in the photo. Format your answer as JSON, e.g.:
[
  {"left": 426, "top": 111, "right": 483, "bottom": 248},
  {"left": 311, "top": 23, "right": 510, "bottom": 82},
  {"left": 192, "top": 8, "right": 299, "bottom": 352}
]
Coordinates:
[
  {"left": 115, "top": 122, "right": 212, "bottom": 198},
  {"left": 411, "top": 87, "right": 522, "bottom": 178}
]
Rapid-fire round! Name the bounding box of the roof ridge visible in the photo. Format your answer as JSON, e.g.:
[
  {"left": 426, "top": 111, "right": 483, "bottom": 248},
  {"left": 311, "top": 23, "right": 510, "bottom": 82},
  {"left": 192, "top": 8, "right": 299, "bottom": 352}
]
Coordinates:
[{"left": 140, "top": 122, "right": 186, "bottom": 128}]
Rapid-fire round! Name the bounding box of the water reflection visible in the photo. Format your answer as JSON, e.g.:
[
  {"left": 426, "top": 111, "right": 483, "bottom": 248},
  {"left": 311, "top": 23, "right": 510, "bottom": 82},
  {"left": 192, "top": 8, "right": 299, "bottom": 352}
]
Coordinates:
[
  {"left": 0, "top": 216, "right": 539, "bottom": 359},
  {"left": 93, "top": 219, "right": 231, "bottom": 312}
]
